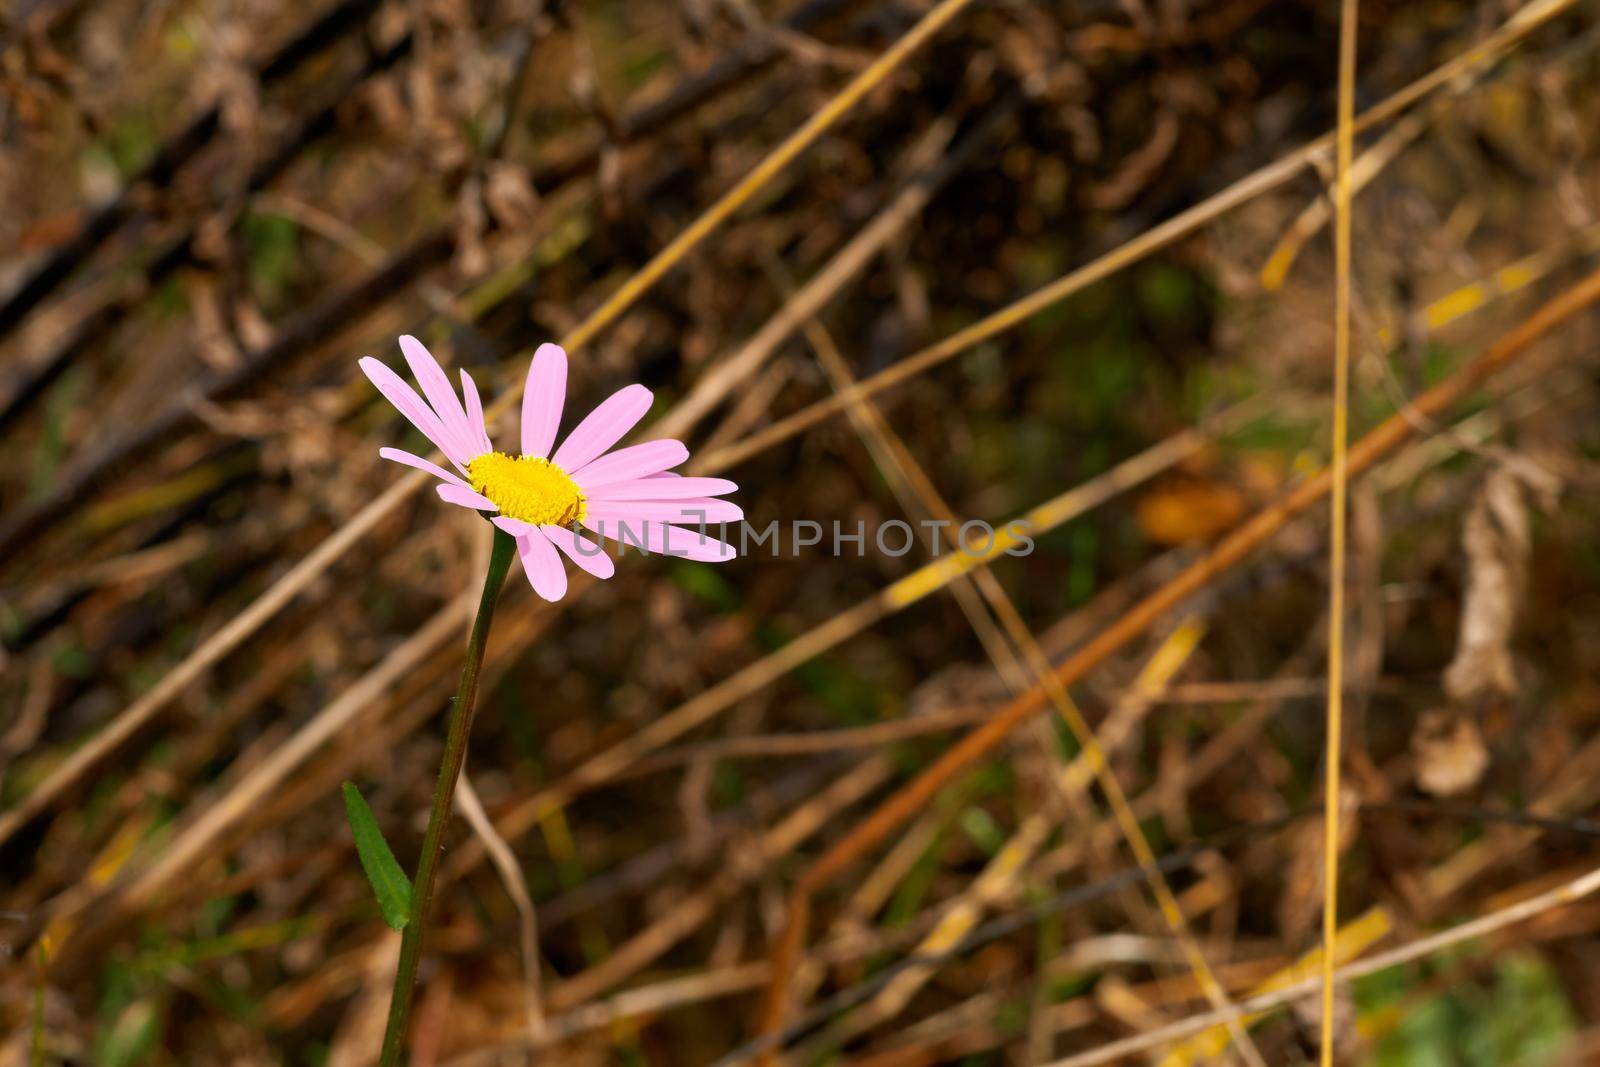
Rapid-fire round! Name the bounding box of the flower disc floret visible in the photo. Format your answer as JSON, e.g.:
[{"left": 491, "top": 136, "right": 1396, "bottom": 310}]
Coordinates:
[{"left": 468, "top": 452, "right": 586, "bottom": 526}]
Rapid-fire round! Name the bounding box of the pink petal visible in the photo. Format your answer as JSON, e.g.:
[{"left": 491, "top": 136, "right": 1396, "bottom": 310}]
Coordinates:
[
  {"left": 399, "top": 335, "right": 475, "bottom": 462},
  {"left": 459, "top": 369, "right": 493, "bottom": 456},
  {"left": 587, "top": 476, "right": 738, "bottom": 501},
  {"left": 378, "top": 447, "right": 469, "bottom": 489},
  {"left": 360, "top": 357, "right": 469, "bottom": 470},
  {"left": 521, "top": 343, "right": 567, "bottom": 460},
  {"left": 517, "top": 529, "right": 568, "bottom": 601},
  {"left": 585, "top": 498, "right": 742, "bottom": 525},
  {"left": 541, "top": 524, "right": 615, "bottom": 580},
  {"left": 492, "top": 516, "right": 533, "bottom": 536},
  {"left": 572, "top": 439, "right": 689, "bottom": 490},
  {"left": 551, "top": 384, "right": 652, "bottom": 472},
  {"left": 582, "top": 517, "right": 736, "bottom": 562},
  {"left": 438, "top": 484, "right": 498, "bottom": 511}
]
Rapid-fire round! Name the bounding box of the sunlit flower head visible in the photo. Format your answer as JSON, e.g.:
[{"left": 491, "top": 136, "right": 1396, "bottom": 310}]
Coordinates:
[{"left": 361, "top": 336, "right": 740, "bottom": 601}]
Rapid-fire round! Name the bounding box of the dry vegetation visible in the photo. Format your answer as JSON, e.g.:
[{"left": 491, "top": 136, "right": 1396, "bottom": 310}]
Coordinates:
[{"left": 4, "top": 0, "right": 1600, "bottom": 1063}]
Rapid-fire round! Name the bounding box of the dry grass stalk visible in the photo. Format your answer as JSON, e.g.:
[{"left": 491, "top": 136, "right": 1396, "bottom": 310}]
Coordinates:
[{"left": 758, "top": 265, "right": 1600, "bottom": 1047}]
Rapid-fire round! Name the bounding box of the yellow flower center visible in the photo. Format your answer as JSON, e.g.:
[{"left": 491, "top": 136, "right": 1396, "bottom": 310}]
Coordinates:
[{"left": 467, "top": 452, "right": 586, "bottom": 526}]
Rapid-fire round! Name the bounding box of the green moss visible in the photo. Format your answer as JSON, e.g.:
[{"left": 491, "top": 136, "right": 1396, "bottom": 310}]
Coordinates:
[
  {"left": 240, "top": 211, "right": 300, "bottom": 308},
  {"left": 1362, "top": 950, "right": 1575, "bottom": 1067}
]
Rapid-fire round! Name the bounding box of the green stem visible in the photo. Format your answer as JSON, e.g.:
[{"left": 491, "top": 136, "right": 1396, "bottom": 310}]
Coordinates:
[{"left": 379, "top": 526, "right": 516, "bottom": 1065}]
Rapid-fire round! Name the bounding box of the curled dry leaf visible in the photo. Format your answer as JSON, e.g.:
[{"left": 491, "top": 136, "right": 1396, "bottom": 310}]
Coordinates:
[
  {"left": 906, "top": 663, "right": 1003, "bottom": 719},
  {"left": 192, "top": 212, "right": 234, "bottom": 265},
  {"left": 1276, "top": 784, "right": 1360, "bottom": 945},
  {"left": 1411, "top": 709, "right": 1489, "bottom": 797},
  {"left": 1276, "top": 816, "right": 1323, "bottom": 945},
  {"left": 187, "top": 274, "right": 244, "bottom": 372},
  {"left": 1135, "top": 474, "right": 1246, "bottom": 545},
  {"left": 354, "top": 75, "right": 412, "bottom": 138},
  {"left": 483, "top": 160, "right": 538, "bottom": 231},
  {"left": 1088, "top": 109, "right": 1180, "bottom": 211},
  {"left": 15, "top": 209, "right": 86, "bottom": 254},
  {"left": 1441, "top": 458, "right": 1560, "bottom": 702},
  {"left": 193, "top": 19, "right": 260, "bottom": 140},
  {"left": 453, "top": 175, "right": 490, "bottom": 278},
  {"left": 1292, "top": 980, "right": 1360, "bottom": 1063},
  {"left": 213, "top": 59, "right": 262, "bottom": 140},
  {"left": 233, "top": 297, "right": 275, "bottom": 352}
]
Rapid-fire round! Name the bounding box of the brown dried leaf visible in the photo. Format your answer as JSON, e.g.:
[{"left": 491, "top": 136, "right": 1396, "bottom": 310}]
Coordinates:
[
  {"left": 483, "top": 161, "right": 538, "bottom": 231},
  {"left": 1277, "top": 786, "right": 1359, "bottom": 944},
  {"left": 188, "top": 274, "right": 244, "bottom": 372},
  {"left": 351, "top": 76, "right": 411, "bottom": 138},
  {"left": 1095, "top": 974, "right": 1164, "bottom": 1031},
  {"left": 1292, "top": 981, "right": 1360, "bottom": 1063},
  {"left": 906, "top": 663, "right": 1003, "bottom": 720},
  {"left": 1088, "top": 110, "right": 1180, "bottom": 211},
  {"left": 1276, "top": 817, "right": 1323, "bottom": 945},
  {"left": 233, "top": 296, "right": 276, "bottom": 352},
  {"left": 453, "top": 176, "right": 490, "bottom": 278},
  {"left": 1135, "top": 475, "right": 1246, "bottom": 545},
  {"left": 1442, "top": 459, "right": 1560, "bottom": 702},
  {"left": 1411, "top": 709, "right": 1489, "bottom": 797},
  {"left": 193, "top": 22, "right": 260, "bottom": 140},
  {"left": 15, "top": 210, "right": 84, "bottom": 253}
]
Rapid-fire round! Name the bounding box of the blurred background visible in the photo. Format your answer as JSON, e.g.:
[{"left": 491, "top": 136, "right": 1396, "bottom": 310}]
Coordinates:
[{"left": 4, "top": 0, "right": 1600, "bottom": 1062}]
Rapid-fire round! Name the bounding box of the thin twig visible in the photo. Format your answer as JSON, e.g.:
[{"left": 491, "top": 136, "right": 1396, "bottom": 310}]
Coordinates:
[
  {"left": 756, "top": 265, "right": 1600, "bottom": 1041},
  {"left": 5, "top": 0, "right": 1559, "bottom": 858},
  {"left": 699, "top": 0, "right": 1579, "bottom": 474},
  {"left": 1045, "top": 859, "right": 1600, "bottom": 1067},
  {"left": 775, "top": 279, "right": 1261, "bottom": 1059},
  {"left": 717, "top": 801, "right": 1600, "bottom": 1066},
  {"left": 454, "top": 411, "right": 1241, "bottom": 874},
  {"left": 454, "top": 773, "right": 545, "bottom": 1042},
  {"left": 0, "top": 0, "right": 385, "bottom": 342},
  {"left": 0, "top": 0, "right": 972, "bottom": 851}
]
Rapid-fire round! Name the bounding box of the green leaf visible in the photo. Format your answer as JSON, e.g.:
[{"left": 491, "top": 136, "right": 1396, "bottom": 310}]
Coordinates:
[
  {"left": 97, "top": 998, "right": 161, "bottom": 1067},
  {"left": 958, "top": 806, "right": 1005, "bottom": 856},
  {"left": 342, "top": 782, "right": 412, "bottom": 930}
]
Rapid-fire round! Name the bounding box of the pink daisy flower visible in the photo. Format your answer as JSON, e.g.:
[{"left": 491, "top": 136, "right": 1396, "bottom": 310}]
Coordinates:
[{"left": 360, "top": 336, "right": 740, "bottom": 601}]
